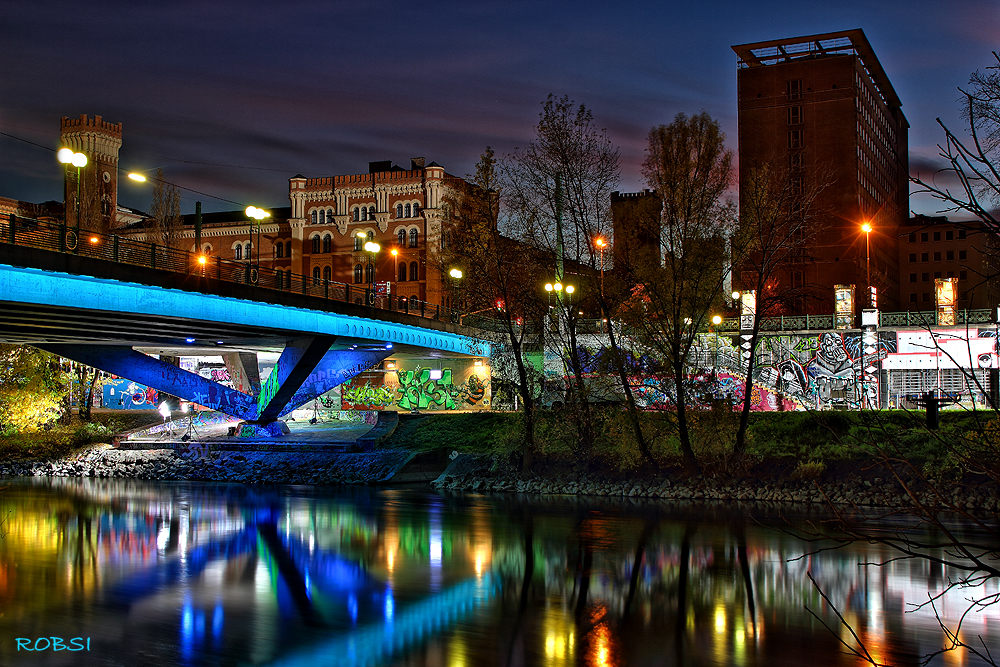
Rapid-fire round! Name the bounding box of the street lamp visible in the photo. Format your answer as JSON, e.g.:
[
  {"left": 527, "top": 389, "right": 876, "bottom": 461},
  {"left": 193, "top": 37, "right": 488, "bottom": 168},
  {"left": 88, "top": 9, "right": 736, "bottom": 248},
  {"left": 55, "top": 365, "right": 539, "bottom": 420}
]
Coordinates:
[
  {"left": 57, "top": 147, "right": 87, "bottom": 245},
  {"left": 711, "top": 315, "right": 723, "bottom": 370},
  {"left": 594, "top": 237, "right": 606, "bottom": 297},
  {"left": 246, "top": 206, "right": 270, "bottom": 283},
  {"left": 861, "top": 222, "right": 873, "bottom": 307},
  {"left": 365, "top": 240, "right": 381, "bottom": 305}
]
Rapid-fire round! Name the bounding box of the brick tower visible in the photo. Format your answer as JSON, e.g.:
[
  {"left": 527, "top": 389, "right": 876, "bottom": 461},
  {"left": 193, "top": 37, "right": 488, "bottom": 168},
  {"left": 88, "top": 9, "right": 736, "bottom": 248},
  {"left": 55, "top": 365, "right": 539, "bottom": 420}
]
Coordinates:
[{"left": 60, "top": 114, "right": 123, "bottom": 234}]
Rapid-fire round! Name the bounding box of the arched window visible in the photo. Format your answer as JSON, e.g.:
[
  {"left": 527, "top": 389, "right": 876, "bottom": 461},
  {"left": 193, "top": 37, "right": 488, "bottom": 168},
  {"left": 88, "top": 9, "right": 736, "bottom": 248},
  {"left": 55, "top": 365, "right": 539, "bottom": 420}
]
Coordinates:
[
  {"left": 412, "top": 203, "right": 420, "bottom": 217},
  {"left": 397, "top": 229, "right": 406, "bottom": 246},
  {"left": 311, "top": 236, "right": 320, "bottom": 254},
  {"left": 326, "top": 210, "right": 334, "bottom": 224},
  {"left": 322, "top": 234, "right": 332, "bottom": 253},
  {"left": 274, "top": 269, "right": 283, "bottom": 288},
  {"left": 244, "top": 243, "right": 251, "bottom": 260},
  {"left": 353, "top": 264, "right": 363, "bottom": 283},
  {"left": 235, "top": 244, "right": 242, "bottom": 260},
  {"left": 354, "top": 235, "right": 362, "bottom": 251},
  {"left": 404, "top": 204, "right": 411, "bottom": 218},
  {"left": 286, "top": 241, "right": 292, "bottom": 258},
  {"left": 275, "top": 243, "right": 283, "bottom": 258},
  {"left": 409, "top": 229, "right": 418, "bottom": 247},
  {"left": 367, "top": 230, "right": 374, "bottom": 241},
  {"left": 365, "top": 263, "right": 373, "bottom": 283},
  {"left": 398, "top": 262, "right": 407, "bottom": 282},
  {"left": 396, "top": 204, "right": 403, "bottom": 218},
  {"left": 362, "top": 207, "right": 369, "bottom": 221},
  {"left": 310, "top": 211, "right": 317, "bottom": 224},
  {"left": 353, "top": 208, "right": 360, "bottom": 221},
  {"left": 313, "top": 267, "right": 321, "bottom": 285},
  {"left": 399, "top": 296, "right": 408, "bottom": 310},
  {"left": 368, "top": 206, "right": 375, "bottom": 219},
  {"left": 409, "top": 261, "right": 418, "bottom": 281},
  {"left": 323, "top": 266, "right": 331, "bottom": 282}
]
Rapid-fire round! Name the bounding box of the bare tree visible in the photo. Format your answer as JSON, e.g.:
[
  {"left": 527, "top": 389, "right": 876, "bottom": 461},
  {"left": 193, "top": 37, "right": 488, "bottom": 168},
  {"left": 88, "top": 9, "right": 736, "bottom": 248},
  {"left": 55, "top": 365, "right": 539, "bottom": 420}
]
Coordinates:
[
  {"left": 503, "top": 95, "right": 621, "bottom": 464},
  {"left": 730, "top": 163, "right": 829, "bottom": 455},
  {"left": 449, "top": 147, "right": 548, "bottom": 470},
  {"left": 146, "top": 168, "right": 183, "bottom": 248},
  {"left": 619, "top": 112, "right": 735, "bottom": 474}
]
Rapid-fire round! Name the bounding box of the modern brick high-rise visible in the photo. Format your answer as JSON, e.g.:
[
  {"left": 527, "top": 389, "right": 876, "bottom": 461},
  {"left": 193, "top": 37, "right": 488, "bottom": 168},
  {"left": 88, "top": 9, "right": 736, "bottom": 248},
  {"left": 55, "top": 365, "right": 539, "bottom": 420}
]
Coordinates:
[{"left": 732, "top": 29, "right": 909, "bottom": 314}]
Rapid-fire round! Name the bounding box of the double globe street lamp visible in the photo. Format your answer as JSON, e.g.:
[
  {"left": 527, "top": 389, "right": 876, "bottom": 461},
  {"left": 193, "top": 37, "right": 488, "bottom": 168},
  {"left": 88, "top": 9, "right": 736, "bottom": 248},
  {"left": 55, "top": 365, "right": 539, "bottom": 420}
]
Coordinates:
[{"left": 57, "top": 147, "right": 87, "bottom": 248}]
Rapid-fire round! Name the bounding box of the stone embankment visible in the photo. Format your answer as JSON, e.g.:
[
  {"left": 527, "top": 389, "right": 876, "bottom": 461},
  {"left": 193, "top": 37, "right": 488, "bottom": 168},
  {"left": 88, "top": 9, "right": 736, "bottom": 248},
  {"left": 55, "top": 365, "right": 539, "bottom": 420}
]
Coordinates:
[
  {"left": 0, "top": 444, "right": 412, "bottom": 485},
  {"left": 431, "top": 455, "right": 1000, "bottom": 513}
]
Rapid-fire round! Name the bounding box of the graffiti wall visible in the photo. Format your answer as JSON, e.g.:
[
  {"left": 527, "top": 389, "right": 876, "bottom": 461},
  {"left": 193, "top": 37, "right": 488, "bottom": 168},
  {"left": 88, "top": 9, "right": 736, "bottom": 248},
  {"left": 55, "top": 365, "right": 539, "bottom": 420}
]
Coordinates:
[
  {"left": 341, "top": 360, "right": 491, "bottom": 412},
  {"left": 102, "top": 378, "right": 158, "bottom": 410}
]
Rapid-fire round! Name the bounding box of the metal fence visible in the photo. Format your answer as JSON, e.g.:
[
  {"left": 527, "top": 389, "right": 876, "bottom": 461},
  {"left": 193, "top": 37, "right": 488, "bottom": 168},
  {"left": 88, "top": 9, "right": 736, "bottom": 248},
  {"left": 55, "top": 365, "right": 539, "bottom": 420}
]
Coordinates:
[{"left": 1, "top": 214, "right": 469, "bottom": 324}]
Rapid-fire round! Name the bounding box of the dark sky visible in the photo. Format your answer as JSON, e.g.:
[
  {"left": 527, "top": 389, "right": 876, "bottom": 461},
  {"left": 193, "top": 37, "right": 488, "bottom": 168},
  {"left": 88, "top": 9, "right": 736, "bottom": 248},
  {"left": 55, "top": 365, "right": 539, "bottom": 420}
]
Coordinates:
[{"left": 1, "top": 0, "right": 997, "bottom": 215}]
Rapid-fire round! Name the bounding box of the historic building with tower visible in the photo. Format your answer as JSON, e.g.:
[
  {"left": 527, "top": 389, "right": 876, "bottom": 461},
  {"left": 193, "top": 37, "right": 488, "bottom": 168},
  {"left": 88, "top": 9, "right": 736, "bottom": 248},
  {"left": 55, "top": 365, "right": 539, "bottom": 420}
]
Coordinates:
[{"left": 59, "top": 114, "right": 123, "bottom": 234}]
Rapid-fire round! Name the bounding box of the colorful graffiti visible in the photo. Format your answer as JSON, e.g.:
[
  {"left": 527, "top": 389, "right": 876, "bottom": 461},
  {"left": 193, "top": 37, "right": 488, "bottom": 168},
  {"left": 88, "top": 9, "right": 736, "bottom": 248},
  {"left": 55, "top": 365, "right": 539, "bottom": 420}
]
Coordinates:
[
  {"left": 336, "top": 410, "right": 379, "bottom": 425},
  {"left": 341, "top": 366, "right": 491, "bottom": 411},
  {"left": 102, "top": 379, "right": 158, "bottom": 410},
  {"left": 342, "top": 383, "right": 396, "bottom": 408}
]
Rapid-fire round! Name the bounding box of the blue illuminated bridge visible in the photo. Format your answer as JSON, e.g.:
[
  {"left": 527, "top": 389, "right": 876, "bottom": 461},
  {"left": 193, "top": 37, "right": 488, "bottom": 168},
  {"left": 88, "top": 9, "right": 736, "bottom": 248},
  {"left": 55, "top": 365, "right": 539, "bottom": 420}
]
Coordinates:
[{"left": 0, "top": 215, "right": 491, "bottom": 433}]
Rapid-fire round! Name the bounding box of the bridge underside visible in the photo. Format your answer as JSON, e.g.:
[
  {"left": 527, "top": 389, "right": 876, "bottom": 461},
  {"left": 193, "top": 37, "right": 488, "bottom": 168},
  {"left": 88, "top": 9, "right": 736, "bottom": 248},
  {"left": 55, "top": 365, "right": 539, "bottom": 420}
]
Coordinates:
[{"left": 0, "top": 262, "right": 489, "bottom": 425}]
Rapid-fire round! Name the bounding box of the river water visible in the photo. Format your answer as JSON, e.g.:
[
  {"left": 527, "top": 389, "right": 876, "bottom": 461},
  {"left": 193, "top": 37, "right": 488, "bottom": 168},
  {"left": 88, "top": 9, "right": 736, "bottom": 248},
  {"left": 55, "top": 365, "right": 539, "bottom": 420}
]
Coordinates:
[{"left": 0, "top": 477, "right": 997, "bottom": 666}]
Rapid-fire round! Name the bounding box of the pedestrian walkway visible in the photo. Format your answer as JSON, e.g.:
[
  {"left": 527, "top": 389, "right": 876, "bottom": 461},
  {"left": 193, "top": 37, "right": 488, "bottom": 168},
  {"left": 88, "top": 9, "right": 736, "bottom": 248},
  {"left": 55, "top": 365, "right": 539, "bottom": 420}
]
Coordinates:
[{"left": 117, "top": 411, "right": 379, "bottom": 451}]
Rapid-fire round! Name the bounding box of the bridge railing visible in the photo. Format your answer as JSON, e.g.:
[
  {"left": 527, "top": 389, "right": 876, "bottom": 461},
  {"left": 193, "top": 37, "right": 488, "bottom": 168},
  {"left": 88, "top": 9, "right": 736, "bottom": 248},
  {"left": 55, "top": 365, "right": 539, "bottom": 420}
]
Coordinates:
[{"left": 2, "top": 214, "right": 477, "bottom": 326}]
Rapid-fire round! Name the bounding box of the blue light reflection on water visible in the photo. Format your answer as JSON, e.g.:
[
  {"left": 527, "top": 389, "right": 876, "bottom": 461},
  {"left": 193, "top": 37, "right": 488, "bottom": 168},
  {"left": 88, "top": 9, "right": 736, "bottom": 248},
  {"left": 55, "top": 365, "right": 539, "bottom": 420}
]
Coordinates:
[{"left": 2, "top": 477, "right": 999, "bottom": 666}]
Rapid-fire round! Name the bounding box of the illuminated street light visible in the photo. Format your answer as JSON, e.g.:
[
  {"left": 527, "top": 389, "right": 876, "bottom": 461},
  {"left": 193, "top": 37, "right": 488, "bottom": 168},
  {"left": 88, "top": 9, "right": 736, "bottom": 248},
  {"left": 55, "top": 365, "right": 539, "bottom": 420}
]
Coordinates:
[
  {"left": 365, "top": 241, "right": 381, "bottom": 305},
  {"left": 449, "top": 268, "right": 463, "bottom": 279},
  {"left": 712, "top": 315, "right": 722, "bottom": 325},
  {"left": 594, "top": 237, "right": 607, "bottom": 297},
  {"left": 58, "top": 147, "right": 87, "bottom": 243},
  {"left": 861, "top": 221, "right": 873, "bottom": 308},
  {"left": 127, "top": 173, "right": 147, "bottom": 182}
]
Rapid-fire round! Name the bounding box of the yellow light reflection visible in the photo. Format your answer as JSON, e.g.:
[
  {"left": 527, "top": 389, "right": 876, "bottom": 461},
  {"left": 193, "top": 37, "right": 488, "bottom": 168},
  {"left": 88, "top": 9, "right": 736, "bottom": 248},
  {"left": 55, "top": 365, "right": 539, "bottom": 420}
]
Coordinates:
[
  {"left": 715, "top": 604, "right": 726, "bottom": 634},
  {"left": 542, "top": 606, "right": 575, "bottom": 666},
  {"left": 449, "top": 630, "right": 468, "bottom": 667}
]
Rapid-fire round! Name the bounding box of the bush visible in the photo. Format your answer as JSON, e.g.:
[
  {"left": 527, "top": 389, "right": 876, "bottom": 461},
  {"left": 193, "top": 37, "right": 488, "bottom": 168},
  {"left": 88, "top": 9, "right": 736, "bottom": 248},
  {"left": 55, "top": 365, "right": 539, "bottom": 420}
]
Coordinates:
[{"left": 789, "top": 460, "right": 826, "bottom": 480}]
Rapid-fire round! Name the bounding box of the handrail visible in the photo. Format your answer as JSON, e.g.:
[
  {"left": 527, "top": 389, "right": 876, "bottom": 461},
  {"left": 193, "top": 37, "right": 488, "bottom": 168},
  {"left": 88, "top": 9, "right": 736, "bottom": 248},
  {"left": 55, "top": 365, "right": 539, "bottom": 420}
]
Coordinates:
[{"left": 0, "top": 214, "right": 487, "bottom": 327}]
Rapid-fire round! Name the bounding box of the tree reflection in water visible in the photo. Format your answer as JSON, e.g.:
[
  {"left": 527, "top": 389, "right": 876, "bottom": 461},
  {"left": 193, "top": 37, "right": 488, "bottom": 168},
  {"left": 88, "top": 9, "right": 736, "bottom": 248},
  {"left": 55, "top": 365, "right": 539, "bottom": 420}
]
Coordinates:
[{"left": 0, "top": 477, "right": 996, "bottom": 666}]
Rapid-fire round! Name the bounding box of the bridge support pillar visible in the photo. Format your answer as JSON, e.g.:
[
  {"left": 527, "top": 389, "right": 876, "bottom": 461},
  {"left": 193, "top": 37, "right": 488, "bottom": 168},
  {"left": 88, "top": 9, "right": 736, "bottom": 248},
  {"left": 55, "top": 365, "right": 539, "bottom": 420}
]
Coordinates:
[
  {"left": 223, "top": 352, "right": 262, "bottom": 396},
  {"left": 37, "top": 344, "right": 258, "bottom": 421}
]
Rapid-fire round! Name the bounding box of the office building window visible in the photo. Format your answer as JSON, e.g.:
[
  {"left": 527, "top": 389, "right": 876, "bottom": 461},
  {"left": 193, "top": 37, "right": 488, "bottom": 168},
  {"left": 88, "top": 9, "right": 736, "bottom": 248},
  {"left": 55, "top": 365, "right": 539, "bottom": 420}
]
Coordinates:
[
  {"left": 947, "top": 250, "right": 954, "bottom": 261},
  {"left": 398, "top": 263, "right": 407, "bottom": 282},
  {"left": 959, "top": 229, "right": 967, "bottom": 239},
  {"left": 959, "top": 250, "right": 967, "bottom": 260},
  {"left": 921, "top": 253, "right": 929, "bottom": 262},
  {"left": 409, "top": 229, "right": 419, "bottom": 247},
  {"left": 961, "top": 270, "right": 968, "bottom": 280},
  {"left": 921, "top": 232, "right": 928, "bottom": 241},
  {"left": 934, "top": 231, "right": 941, "bottom": 241},
  {"left": 909, "top": 253, "right": 916, "bottom": 262},
  {"left": 788, "top": 106, "right": 803, "bottom": 125},
  {"left": 908, "top": 233, "right": 916, "bottom": 242},
  {"left": 787, "top": 130, "right": 803, "bottom": 149},
  {"left": 934, "top": 271, "right": 942, "bottom": 279},
  {"left": 396, "top": 204, "right": 403, "bottom": 218},
  {"left": 909, "top": 273, "right": 917, "bottom": 283},
  {"left": 934, "top": 252, "right": 941, "bottom": 261},
  {"left": 409, "top": 261, "right": 418, "bottom": 281},
  {"left": 946, "top": 231, "right": 953, "bottom": 240},
  {"left": 322, "top": 235, "right": 332, "bottom": 253},
  {"left": 787, "top": 79, "right": 802, "bottom": 101}
]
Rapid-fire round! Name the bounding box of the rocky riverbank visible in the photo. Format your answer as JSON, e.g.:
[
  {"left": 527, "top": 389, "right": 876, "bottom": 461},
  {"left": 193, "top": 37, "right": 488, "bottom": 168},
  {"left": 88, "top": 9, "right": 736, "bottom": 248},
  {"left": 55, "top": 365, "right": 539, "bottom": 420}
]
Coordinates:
[
  {"left": 0, "top": 444, "right": 414, "bottom": 485},
  {"left": 4, "top": 445, "right": 998, "bottom": 514},
  {"left": 431, "top": 455, "right": 1000, "bottom": 513}
]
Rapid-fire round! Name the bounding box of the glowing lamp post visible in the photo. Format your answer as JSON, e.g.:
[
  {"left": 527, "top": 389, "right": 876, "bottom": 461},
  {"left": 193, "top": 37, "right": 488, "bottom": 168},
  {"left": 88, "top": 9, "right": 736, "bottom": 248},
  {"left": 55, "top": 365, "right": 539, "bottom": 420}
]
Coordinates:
[
  {"left": 365, "top": 240, "right": 381, "bottom": 305},
  {"left": 861, "top": 222, "right": 873, "bottom": 307},
  {"left": 57, "top": 147, "right": 87, "bottom": 245}
]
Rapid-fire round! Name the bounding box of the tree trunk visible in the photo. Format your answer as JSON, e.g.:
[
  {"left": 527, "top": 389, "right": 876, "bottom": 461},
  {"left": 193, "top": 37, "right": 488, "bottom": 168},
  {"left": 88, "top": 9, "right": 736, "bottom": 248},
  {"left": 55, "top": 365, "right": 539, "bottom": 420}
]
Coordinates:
[
  {"left": 673, "top": 358, "right": 701, "bottom": 475},
  {"left": 507, "top": 318, "right": 535, "bottom": 471},
  {"left": 734, "top": 320, "right": 762, "bottom": 455},
  {"left": 602, "top": 296, "right": 657, "bottom": 469}
]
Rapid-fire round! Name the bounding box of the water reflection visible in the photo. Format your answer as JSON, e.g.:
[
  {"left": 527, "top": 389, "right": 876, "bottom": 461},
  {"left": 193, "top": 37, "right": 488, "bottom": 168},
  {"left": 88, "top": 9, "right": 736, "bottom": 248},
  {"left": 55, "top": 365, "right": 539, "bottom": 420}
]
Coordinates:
[{"left": 0, "top": 477, "right": 996, "bottom": 666}]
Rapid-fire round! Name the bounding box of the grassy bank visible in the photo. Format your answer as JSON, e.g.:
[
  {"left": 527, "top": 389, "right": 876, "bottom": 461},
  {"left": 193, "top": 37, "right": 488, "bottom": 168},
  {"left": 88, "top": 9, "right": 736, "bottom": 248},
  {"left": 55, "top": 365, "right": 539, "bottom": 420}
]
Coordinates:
[
  {"left": 0, "top": 413, "right": 160, "bottom": 461},
  {"left": 388, "top": 408, "right": 999, "bottom": 475}
]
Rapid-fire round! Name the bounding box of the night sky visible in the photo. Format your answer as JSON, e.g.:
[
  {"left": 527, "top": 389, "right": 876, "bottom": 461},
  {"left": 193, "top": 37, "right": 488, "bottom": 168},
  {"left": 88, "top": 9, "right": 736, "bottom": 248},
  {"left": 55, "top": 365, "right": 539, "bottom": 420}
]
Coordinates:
[{"left": 1, "top": 0, "right": 997, "bottom": 215}]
